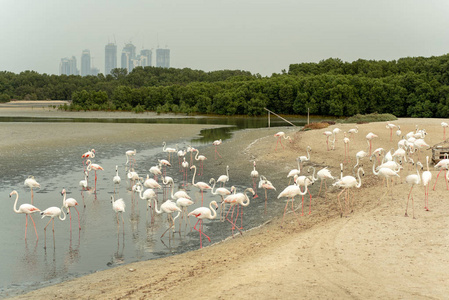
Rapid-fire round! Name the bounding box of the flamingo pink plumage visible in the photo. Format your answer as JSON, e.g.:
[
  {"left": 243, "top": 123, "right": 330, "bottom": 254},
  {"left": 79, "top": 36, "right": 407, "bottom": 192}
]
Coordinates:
[
  {"left": 10, "top": 190, "right": 40, "bottom": 240},
  {"left": 188, "top": 200, "right": 218, "bottom": 248}
]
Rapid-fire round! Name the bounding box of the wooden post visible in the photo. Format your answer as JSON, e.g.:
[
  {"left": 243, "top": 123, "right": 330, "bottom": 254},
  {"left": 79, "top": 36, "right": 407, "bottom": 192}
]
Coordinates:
[
  {"left": 307, "top": 107, "right": 310, "bottom": 125},
  {"left": 268, "top": 111, "right": 270, "bottom": 127}
]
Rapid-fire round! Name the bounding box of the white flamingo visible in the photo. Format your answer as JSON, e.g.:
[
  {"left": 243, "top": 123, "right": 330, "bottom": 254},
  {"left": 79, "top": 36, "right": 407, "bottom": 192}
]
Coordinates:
[
  {"left": 405, "top": 161, "right": 423, "bottom": 218},
  {"left": 61, "top": 188, "right": 81, "bottom": 231},
  {"left": 188, "top": 200, "right": 219, "bottom": 248},
  {"left": 216, "top": 165, "right": 230, "bottom": 187},
  {"left": 24, "top": 175, "right": 40, "bottom": 204},
  {"left": 274, "top": 131, "right": 292, "bottom": 151},
  {"left": 277, "top": 180, "right": 309, "bottom": 226},
  {"left": 422, "top": 156, "right": 432, "bottom": 211},
  {"left": 190, "top": 165, "right": 212, "bottom": 205},
  {"left": 333, "top": 164, "right": 365, "bottom": 217},
  {"left": 10, "top": 190, "right": 40, "bottom": 240}
]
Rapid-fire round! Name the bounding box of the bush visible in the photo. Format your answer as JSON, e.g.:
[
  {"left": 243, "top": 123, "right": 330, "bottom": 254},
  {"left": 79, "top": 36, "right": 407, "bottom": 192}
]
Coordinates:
[
  {"left": 301, "top": 122, "right": 330, "bottom": 131},
  {"left": 337, "top": 112, "right": 397, "bottom": 123}
]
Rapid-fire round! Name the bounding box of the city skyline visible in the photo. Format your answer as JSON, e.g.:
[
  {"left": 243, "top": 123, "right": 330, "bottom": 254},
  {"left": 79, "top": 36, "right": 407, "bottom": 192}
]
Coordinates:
[{"left": 2, "top": 1, "right": 449, "bottom": 76}]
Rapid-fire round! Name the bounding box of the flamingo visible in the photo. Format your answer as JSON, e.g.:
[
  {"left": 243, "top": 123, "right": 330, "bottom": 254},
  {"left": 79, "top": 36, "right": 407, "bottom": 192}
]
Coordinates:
[
  {"left": 348, "top": 126, "right": 358, "bottom": 138},
  {"left": 372, "top": 159, "right": 400, "bottom": 203},
  {"left": 299, "top": 146, "right": 312, "bottom": 168},
  {"left": 176, "top": 197, "right": 194, "bottom": 233},
  {"left": 405, "top": 161, "right": 423, "bottom": 218},
  {"left": 113, "top": 165, "right": 121, "bottom": 194},
  {"left": 332, "top": 165, "right": 365, "bottom": 217},
  {"left": 274, "top": 131, "right": 292, "bottom": 151},
  {"left": 386, "top": 122, "right": 397, "bottom": 141},
  {"left": 277, "top": 179, "right": 309, "bottom": 226},
  {"left": 24, "top": 175, "right": 40, "bottom": 204},
  {"left": 323, "top": 130, "right": 333, "bottom": 151},
  {"left": 86, "top": 159, "right": 103, "bottom": 190},
  {"left": 353, "top": 148, "right": 369, "bottom": 175},
  {"left": 413, "top": 139, "right": 430, "bottom": 162},
  {"left": 223, "top": 188, "right": 255, "bottom": 236},
  {"left": 295, "top": 174, "right": 314, "bottom": 216},
  {"left": 127, "top": 168, "right": 140, "bottom": 189},
  {"left": 40, "top": 205, "right": 66, "bottom": 248},
  {"left": 149, "top": 164, "right": 162, "bottom": 181},
  {"left": 366, "top": 132, "right": 378, "bottom": 156},
  {"left": 125, "top": 149, "right": 136, "bottom": 166},
  {"left": 396, "top": 125, "right": 402, "bottom": 138},
  {"left": 343, "top": 132, "right": 350, "bottom": 163},
  {"left": 193, "top": 149, "right": 207, "bottom": 176},
  {"left": 170, "top": 184, "right": 192, "bottom": 201},
  {"left": 181, "top": 157, "right": 189, "bottom": 186},
  {"left": 432, "top": 157, "right": 449, "bottom": 191},
  {"left": 154, "top": 199, "right": 181, "bottom": 238},
  {"left": 79, "top": 171, "right": 88, "bottom": 191},
  {"left": 161, "top": 175, "right": 174, "bottom": 200},
  {"left": 314, "top": 167, "right": 334, "bottom": 200},
  {"left": 422, "top": 156, "right": 432, "bottom": 211},
  {"left": 158, "top": 159, "right": 171, "bottom": 177},
  {"left": 287, "top": 158, "right": 301, "bottom": 184},
  {"left": 217, "top": 165, "right": 230, "bottom": 187},
  {"left": 162, "top": 142, "right": 177, "bottom": 163},
  {"left": 188, "top": 200, "right": 219, "bottom": 248},
  {"left": 136, "top": 184, "right": 157, "bottom": 212},
  {"left": 9, "top": 190, "right": 40, "bottom": 240},
  {"left": 442, "top": 122, "right": 448, "bottom": 140},
  {"left": 250, "top": 161, "right": 259, "bottom": 197},
  {"left": 61, "top": 188, "right": 81, "bottom": 231},
  {"left": 81, "top": 149, "right": 95, "bottom": 168},
  {"left": 213, "top": 139, "right": 222, "bottom": 159},
  {"left": 111, "top": 195, "right": 125, "bottom": 231},
  {"left": 187, "top": 145, "right": 197, "bottom": 166},
  {"left": 259, "top": 175, "right": 276, "bottom": 214},
  {"left": 209, "top": 178, "right": 232, "bottom": 221},
  {"left": 177, "top": 148, "right": 186, "bottom": 172},
  {"left": 190, "top": 165, "right": 212, "bottom": 205}
]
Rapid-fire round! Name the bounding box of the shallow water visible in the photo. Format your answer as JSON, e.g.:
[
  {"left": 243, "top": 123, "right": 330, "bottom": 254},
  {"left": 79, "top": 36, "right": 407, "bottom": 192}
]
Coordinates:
[{"left": 0, "top": 117, "right": 320, "bottom": 298}]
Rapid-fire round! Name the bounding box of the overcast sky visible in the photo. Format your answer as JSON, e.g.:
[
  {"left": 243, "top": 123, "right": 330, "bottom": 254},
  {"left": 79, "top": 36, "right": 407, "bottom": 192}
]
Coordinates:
[{"left": 1, "top": 0, "right": 449, "bottom": 76}]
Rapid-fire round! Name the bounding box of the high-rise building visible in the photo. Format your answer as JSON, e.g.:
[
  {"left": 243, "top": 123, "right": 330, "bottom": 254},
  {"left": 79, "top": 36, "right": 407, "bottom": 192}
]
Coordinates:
[
  {"left": 156, "top": 48, "right": 170, "bottom": 68},
  {"left": 121, "top": 43, "right": 136, "bottom": 73},
  {"left": 59, "top": 56, "right": 78, "bottom": 75},
  {"left": 139, "top": 49, "right": 152, "bottom": 67},
  {"left": 81, "top": 49, "right": 91, "bottom": 76},
  {"left": 91, "top": 67, "right": 100, "bottom": 76},
  {"left": 104, "top": 43, "right": 117, "bottom": 75}
]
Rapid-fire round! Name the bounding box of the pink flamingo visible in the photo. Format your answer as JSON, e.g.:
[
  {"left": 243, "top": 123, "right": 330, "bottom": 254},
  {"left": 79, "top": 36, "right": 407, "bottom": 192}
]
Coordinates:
[
  {"left": 24, "top": 175, "right": 40, "bottom": 205},
  {"left": 113, "top": 166, "right": 121, "bottom": 194},
  {"left": 158, "top": 159, "right": 171, "bottom": 177},
  {"left": 193, "top": 149, "right": 207, "bottom": 176},
  {"left": 177, "top": 148, "right": 186, "bottom": 172},
  {"left": 216, "top": 165, "right": 229, "bottom": 187},
  {"left": 181, "top": 157, "right": 189, "bottom": 186},
  {"left": 212, "top": 139, "right": 222, "bottom": 159},
  {"left": 332, "top": 165, "right": 365, "bottom": 217},
  {"left": 154, "top": 199, "right": 182, "bottom": 238},
  {"left": 40, "top": 205, "right": 66, "bottom": 248},
  {"left": 176, "top": 197, "right": 194, "bottom": 233},
  {"left": 190, "top": 165, "right": 212, "bottom": 205},
  {"left": 111, "top": 195, "right": 125, "bottom": 231},
  {"left": 274, "top": 131, "right": 292, "bottom": 151},
  {"left": 277, "top": 180, "right": 309, "bottom": 227},
  {"left": 149, "top": 164, "right": 162, "bottom": 181},
  {"left": 86, "top": 159, "right": 104, "bottom": 190},
  {"left": 299, "top": 146, "right": 312, "bottom": 168},
  {"left": 343, "top": 132, "right": 350, "bottom": 163},
  {"left": 61, "top": 188, "right": 81, "bottom": 231},
  {"left": 162, "top": 142, "right": 177, "bottom": 163},
  {"left": 432, "top": 157, "right": 449, "bottom": 191},
  {"left": 187, "top": 145, "right": 197, "bottom": 166},
  {"left": 295, "top": 174, "right": 314, "bottom": 216},
  {"left": 125, "top": 149, "right": 136, "bottom": 167},
  {"left": 386, "top": 122, "right": 397, "bottom": 142},
  {"left": 323, "top": 131, "right": 333, "bottom": 151},
  {"left": 81, "top": 149, "right": 95, "bottom": 168},
  {"left": 348, "top": 126, "right": 358, "bottom": 138},
  {"left": 250, "top": 161, "right": 259, "bottom": 198},
  {"left": 209, "top": 178, "right": 232, "bottom": 221},
  {"left": 223, "top": 187, "right": 255, "bottom": 236},
  {"left": 442, "top": 122, "right": 448, "bottom": 140},
  {"left": 366, "top": 132, "right": 378, "bottom": 156},
  {"left": 10, "top": 190, "right": 40, "bottom": 240},
  {"left": 259, "top": 175, "right": 276, "bottom": 214},
  {"left": 188, "top": 201, "right": 218, "bottom": 248},
  {"left": 405, "top": 161, "right": 423, "bottom": 218}
]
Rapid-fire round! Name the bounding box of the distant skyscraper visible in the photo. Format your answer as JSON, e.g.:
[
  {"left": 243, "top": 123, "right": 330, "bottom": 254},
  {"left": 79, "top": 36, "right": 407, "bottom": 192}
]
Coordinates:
[
  {"left": 104, "top": 43, "right": 117, "bottom": 75},
  {"left": 139, "top": 49, "right": 152, "bottom": 67},
  {"left": 156, "top": 48, "right": 170, "bottom": 68},
  {"left": 81, "top": 49, "right": 91, "bottom": 76},
  {"left": 121, "top": 43, "right": 136, "bottom": 73},
  {"left": 59, "top": 56, "right": 78, "bottom": 75},
  {"left": 91, "top": 67, "right": 100, "bottom": 76}
]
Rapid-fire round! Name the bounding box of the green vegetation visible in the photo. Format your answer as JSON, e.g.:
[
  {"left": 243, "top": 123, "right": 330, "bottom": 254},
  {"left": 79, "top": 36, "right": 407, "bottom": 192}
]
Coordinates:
[
  {"left": 337, "top": 113, "right": 398, "bottom": 124},
  {"left": 2, "top": 54, "right": 449, "bottom": 117}
]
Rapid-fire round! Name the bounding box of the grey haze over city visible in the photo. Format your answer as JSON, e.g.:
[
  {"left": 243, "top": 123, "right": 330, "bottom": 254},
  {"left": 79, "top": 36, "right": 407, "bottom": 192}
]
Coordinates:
[{"left": 1, "top": 0, "right": 449, "bottom": 76}]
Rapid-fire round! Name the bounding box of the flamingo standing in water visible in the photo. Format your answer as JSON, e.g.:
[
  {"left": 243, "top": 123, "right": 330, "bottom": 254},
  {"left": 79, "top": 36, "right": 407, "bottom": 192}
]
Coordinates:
[
  {"left": 209, "top": 178, "right": 232, "bottom": 221},
  {"left": 149, "top": 164, "right": 162, "bottom": 181},
  {"left": 181, "top": 157, "right": 189, "bottom": 186},
  {"left": 274, "top": 131, "right": 292, "bottom": 151},
  {"left": 405, "top": 161, "right": 423, "bottom": 218},
  {"left": 158, "top": 159, "right": 171, "bottom": 177},
  {"left": 193, "top": 149, "right": 207, "bottom": 176},
  {"left": 24, "top": 175, "right": 40, "bottom": 205},
  {"left": 177, "top": 148, "right": 186, "bottom": 172},
  {"left": 61, "top": 188, "right": 81, "bottom": 231},
  {"left": 162, "top": 142, "right": 177, "bottom": 163},
  {"left": 223, "top": 188, "right": 255, "bottom": 236},
  {"left": 277, "top": 180, "right": 309, "bottom": 227},
  {"left": 10, "top": 190, "right": 40, "bottom": 240},
  {"left": 176, "top": 197, "right": 194, "bottom": 233},
  {"left": 40, "top": 205, "right": 66, "bottom": 248},
  {"left": 259, "top": 175, "right": 276, "bottom": 214},
  {"left": 422, "top": 156, "right": 432, "bottom": 211},
  {"left": 187, "top": 145, "right": 197, "bottom": 166},
  {"left": 125, "top": 149, "right": 136, "bottom": 167},
  {"left": 366, "top": 132, "right": 378, "bottom": 156},
  {"left": 111, "top": 195, "right": 125, "bottom": 231},
  {"left": 81, "top": 149, "right": 95, "bottom": 169},
  {"left": 86, "top": 159, "right": 103, "bottom": 191},
  {"left": 190, "top": 165, "right": 212, "bottom": 205},
  {"left": 188, "top": 200, "right": 219, "bottom": 248},
  {"left": 212, "top": 139, "right": 222, "bottom": 159},
  {"left": 250, "top": 161, "right": 260, "bottom": 198},
  {"left": 113, "top": 165, "right": 121, "bottom": 194},
  {"left": 154, "top": 199, "right": 182, "bottom": 239}
]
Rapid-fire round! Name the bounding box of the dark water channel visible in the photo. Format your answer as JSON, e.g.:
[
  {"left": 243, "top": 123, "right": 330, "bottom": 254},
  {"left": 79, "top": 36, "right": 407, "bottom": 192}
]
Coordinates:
[{"left": 0, "top": 115, "right": 329, "bottom": 298}]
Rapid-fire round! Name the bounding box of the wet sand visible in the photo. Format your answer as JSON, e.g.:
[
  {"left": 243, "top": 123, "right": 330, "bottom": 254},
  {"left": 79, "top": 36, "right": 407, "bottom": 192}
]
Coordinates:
[{"left": 5, "top": 106, "right": 449, "bottom": 299}]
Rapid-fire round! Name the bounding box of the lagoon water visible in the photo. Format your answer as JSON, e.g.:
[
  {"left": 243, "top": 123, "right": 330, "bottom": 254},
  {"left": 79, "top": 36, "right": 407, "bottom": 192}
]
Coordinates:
[{"left": 0, "top": 116, "right": 316, "bottom": 297}]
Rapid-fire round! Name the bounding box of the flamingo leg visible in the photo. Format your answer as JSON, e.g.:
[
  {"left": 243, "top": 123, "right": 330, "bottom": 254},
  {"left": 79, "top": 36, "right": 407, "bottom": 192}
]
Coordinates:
[
  {"left": 326, "top": 137, "right": 329, "bottom": 151},
  {"left": 291, "top": 197, "right": 301, "bottom": 226},
  {"left": 69, "top": 208, "right": 72, "bottom": 232},
  {"left": 30, "top": 188, "right": 34, "bottom": 205},
  {"left": 405, "top": 185, "right": 413, "bottom": 217},
  {"left": 308, "top": 189, "right": 312, "bottom": 215},
  {"left": 264, "top": 189, "right": 268, "bottom": 215},
  {"left": 25, "top": 214, "right": 28, "bottom": 239},
  {"left": 29, "top": 214, "right": 38, "bottom": 240},
  {"left": 74, "top": 207, "right": 81, "bottom": 230},
  {"left": 193, "top": 219, "right": 202, "bottom": 248},
  {"left": 225, "top": 205, "right": 242, "bottom": 236},
  {"left": 281, "top": 199, "right": 289, "bottom": 226},
  {"left": 301, "top": 194, "right": 304, "bottom": 216}
]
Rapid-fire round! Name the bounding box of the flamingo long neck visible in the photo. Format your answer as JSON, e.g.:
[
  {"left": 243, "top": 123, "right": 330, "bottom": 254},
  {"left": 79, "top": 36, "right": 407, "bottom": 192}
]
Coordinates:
[
  {"left": 138, "top": 187, "right": 145, "bottom": 200},
  {"left": 296, "top": 159, "right": 301, "bottom": 172},
  {"left": 162, "top": 142, "right": 167, "bottom": 152},
  {"left": 372, "top": 159, "right": 379, "bottom": 176},
  {"left": 62, "top": 191, "right": 67, "bottom": 207},
  {"left": 208, "top": 202, "right": 217, "bottom": 219},
  {"left": 306, "top": 148, "right": 310, "bottom": 160},
  {"left": 299, "top": 183, "right": 308, "bottom": 196},
  {"left": 170, "top": 184, "right": 176, "bottom": 199},
  {"left": 13, "top": 192, "right": 20, "bottom": 213},
  {"left": 241, "top": 189, "right": 252, "bottom": 206},
  {"left": 310, "top": 167, "right": 317, "bottom": 181},
  {"left": 191, "top": 166, "right": 197, "bottom": 186},
  {"left": 356, "top": 168, "right": 363, "bottom": 188},
  {"left": 194, "top": 150, "right": 200, "bottom": 161},
  {"left": 415, "top": 163, "right": 421, "bottom": 183},
  {"left": 153, "top": 199, "right": 162, "bottom": 214},
  {"left": 426, "top": 157, "right": 430, "bottom": 172},
  {"left": 226, "top": 166, "right": 229, "bottom": 178},
  {"left": 210, "top": 178, "right": 217, "bottom": 194},
  {"left": 59, "top": 207, "right": 67, "bottom": 221}
]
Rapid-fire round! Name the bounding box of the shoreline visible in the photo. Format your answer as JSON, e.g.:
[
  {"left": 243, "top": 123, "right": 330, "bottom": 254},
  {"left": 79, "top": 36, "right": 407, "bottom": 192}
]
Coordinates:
[{"left": 4, "top": 109, "right": 449, "bottom": 299}]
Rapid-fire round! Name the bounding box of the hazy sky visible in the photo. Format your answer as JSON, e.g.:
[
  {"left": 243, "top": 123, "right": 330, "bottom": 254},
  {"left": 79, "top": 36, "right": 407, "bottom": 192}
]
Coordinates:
[{"left": 1, "top": 0, "right": 449, "bottom": 76}]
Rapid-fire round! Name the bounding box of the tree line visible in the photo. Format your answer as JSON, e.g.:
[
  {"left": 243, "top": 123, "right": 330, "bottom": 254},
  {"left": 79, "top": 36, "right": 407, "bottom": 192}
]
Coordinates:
[{"left": 2, "top": 54, "right": 449, "bottom": 117}]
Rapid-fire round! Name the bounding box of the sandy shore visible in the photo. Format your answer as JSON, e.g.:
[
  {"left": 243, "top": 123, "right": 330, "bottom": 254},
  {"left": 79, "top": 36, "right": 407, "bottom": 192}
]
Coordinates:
[{"left": 6, "top": 110, "right": 449, "bottom": 299}]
